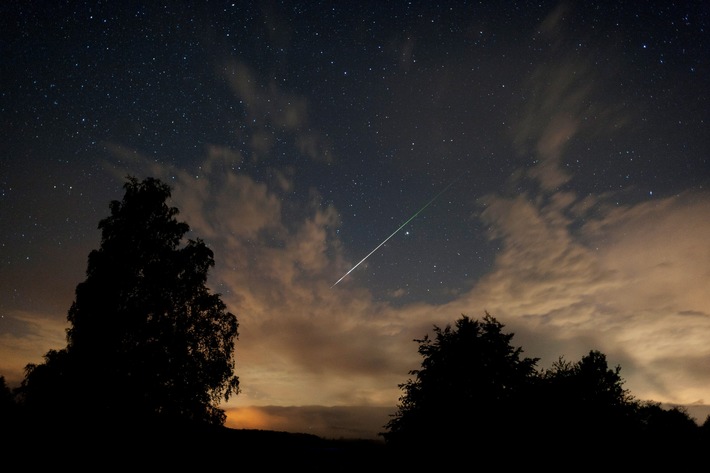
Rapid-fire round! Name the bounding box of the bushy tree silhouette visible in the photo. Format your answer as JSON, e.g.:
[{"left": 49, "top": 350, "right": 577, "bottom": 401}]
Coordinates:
[
  {"left": 532, "top": 350, "right": 640, "bottom": 449},
  {"left": 382, "top": 313, "right": 708, "bottom": 464},
  {"left": 0, "top": 376, "right": 19, "bottom": 424},
  {"left": 382, "top": 313, "right": 539, "bottom": 450},
  {"left": 17, "top": 177, "right": 239, "bottom": 430},
  {"left": 701, "top": 415, "right": 710, "bottom": 441},
  {"left": 637, "top": 403, "right": 699, "bottom": 441}
]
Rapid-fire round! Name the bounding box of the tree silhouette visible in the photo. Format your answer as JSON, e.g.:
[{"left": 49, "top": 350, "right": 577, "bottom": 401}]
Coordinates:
[
  {"left": 701, "top": 415, "right": 710, "bottom": 441},
  {"left": 637, "top": 403, "right": 699, "bottom": 440},
  {"left": 0, "top": 376, "right": 19, "bottom": 425},
  {"left": 17, "top": 177, "right": 239, "bottom": 429},
  {"left": 531, "top": 350, "right": 640, "bottom": 451},
  {"left": 382, "top": 313, "right": 708, "bottom": 464},
  {"left": 381, "top": 313, "right": 539, "bottom": 450}
]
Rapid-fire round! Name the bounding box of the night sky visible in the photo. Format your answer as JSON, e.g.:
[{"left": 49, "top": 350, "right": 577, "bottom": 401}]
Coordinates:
[{"left": 2, "top": 1, "right": 709, "bottom": 439}]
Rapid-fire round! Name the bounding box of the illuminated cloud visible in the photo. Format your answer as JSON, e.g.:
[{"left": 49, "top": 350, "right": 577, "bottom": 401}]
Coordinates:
[
  {"left": 0, "top": 311, "right": 68, "bottom": 384},
  {"left": 136, "top": 138, "right": 710, "bottom": 416},
  {"left": 223, "top": 60, "right": 334, "bottom": 163},
  {"left": 127, "top": 150, "right": 408, "bottom": 408},
  {"left": 97, "top": 20, "right": 710, "bottom": 424},
  {"left": 461, "top": 188, "right": 710, "bottom": 405}
]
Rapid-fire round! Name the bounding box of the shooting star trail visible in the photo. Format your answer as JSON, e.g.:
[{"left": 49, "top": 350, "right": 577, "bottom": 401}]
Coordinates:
[{"left": 331, "top": 180, "right": 456, "bottom": 288}]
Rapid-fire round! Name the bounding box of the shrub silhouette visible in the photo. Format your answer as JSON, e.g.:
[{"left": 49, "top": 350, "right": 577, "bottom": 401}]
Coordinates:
[
  {"left": 381, "top": 313, "right": 539, "bottom": 450},
  {"left": 382, "top": 313, "right": 707, "bottom": 463},
  {"left": 15, "top": 176, "right": 239, "bottom": 431}
]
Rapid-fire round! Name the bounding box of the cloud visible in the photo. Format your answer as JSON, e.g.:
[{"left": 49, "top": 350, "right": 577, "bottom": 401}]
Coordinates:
[
  {"left": 222, "top": 60, "right": 334, "bottom": 163},
  {"left": 0, "top": 311, "right": 68, "bottom": 386},
  {"left": 513, "top": 5, "right": 631, "bottom": 193},
  {"left": 439, "top": 5, "right": 707, "bottom": 410},
  {"left": 455, "top": 189, "right": 710, "bottom": 405},
  {"left": 137, "top": 152, "right": 417, "bottom": 408},
  {"left": 512, "top": 60, "right": 588, "bottom": 190},
  {"left": 9, "top": 142, "right": 709, "bottom": 429},
  {"left": 106, "top": 128, "right": 710, "bottom": 419}
]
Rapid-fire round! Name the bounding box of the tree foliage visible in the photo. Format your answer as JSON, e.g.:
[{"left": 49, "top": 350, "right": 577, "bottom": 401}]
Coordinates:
[
  {"left": 17, "top": 177, "right": 239, "bottom": 428},
  {"left": 382, "top": 313, "right": 539, "bottom": 449},
  {"left": 0, "top": 376, "right": 19, "bottom": 422},
  {"left": 531, "top": 350, "right": 640, "bottom": 448},
  {"left": 382, "top": 313, "right": 708, "bottom": 459}
]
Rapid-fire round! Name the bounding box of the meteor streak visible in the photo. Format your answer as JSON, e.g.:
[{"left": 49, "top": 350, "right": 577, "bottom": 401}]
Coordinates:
[{"left": 331, "top": 180, "right": 456, "bottom": 287}]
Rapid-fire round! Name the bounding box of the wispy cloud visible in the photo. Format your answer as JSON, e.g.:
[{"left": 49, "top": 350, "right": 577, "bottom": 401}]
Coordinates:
[
  {"left": 222, "top": 60, "right": 334, "bottom": 163},
  {"left": 462, "top": 188, "right": 710, "bottom": 405}
]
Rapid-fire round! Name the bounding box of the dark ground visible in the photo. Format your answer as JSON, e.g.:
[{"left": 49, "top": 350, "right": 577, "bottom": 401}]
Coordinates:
[
  {"left": 9, "top": 422, "right": 392, "bottom": 469},
  {"left": 9, "top": 421, "right": 704, "bottom": 470}
]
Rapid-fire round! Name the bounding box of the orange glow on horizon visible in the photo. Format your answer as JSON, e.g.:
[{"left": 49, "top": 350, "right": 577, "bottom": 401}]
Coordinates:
[{"left": 224, "top": 407, "right": 289, "bottom": 431}]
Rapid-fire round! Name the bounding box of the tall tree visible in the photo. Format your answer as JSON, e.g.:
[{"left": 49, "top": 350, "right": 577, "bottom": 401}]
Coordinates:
[
  {"left": 18, "top": 177, "right": 239, "bottom": 428},
  {"left": 528, "top": 349, "right": 643, "bottom": 456},
  {"left": 539, "top": 351, "right": 635, "bottom": 421},
  {"left": 382, "top": 313, "right": 539, "bottom": 450},
  {"left": 0, "top": 376, "right": 19, "bottom": 424}
]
